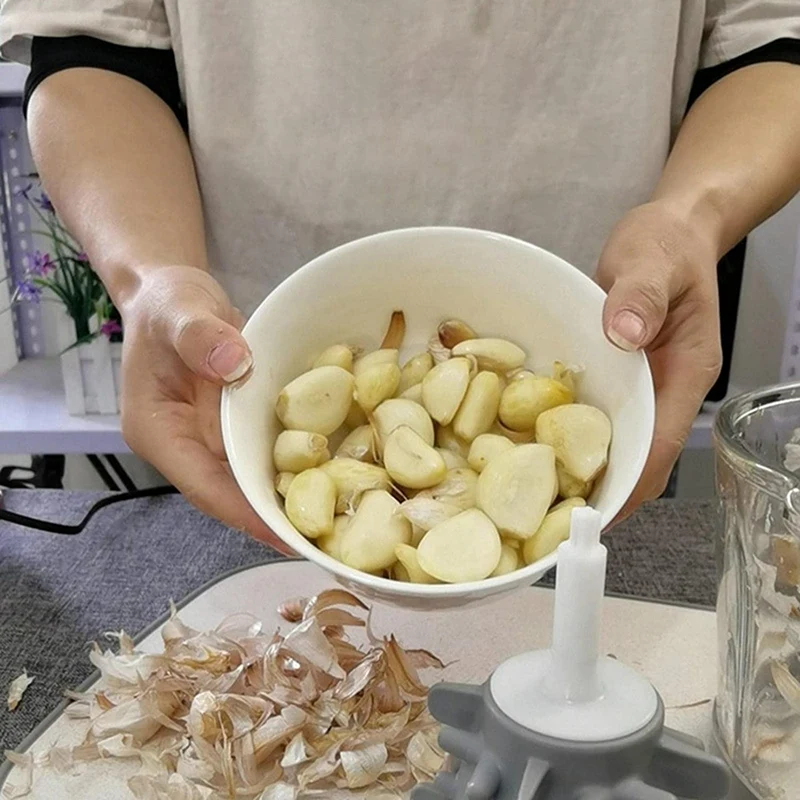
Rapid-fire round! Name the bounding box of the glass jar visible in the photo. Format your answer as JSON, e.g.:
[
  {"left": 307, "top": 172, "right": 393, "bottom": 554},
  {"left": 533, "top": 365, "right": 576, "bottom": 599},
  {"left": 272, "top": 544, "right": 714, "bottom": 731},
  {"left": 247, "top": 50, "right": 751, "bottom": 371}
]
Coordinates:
[{"left": 714, "top": 384, "right": 800, "bottom": 799}]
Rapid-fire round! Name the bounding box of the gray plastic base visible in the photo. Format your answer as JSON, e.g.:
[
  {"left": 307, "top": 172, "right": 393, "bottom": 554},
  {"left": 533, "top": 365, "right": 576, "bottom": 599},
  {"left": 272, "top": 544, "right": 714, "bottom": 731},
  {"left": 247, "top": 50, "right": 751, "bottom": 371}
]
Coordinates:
[{"left": 413, "top": 682, "right": 731, "bottom": 800}]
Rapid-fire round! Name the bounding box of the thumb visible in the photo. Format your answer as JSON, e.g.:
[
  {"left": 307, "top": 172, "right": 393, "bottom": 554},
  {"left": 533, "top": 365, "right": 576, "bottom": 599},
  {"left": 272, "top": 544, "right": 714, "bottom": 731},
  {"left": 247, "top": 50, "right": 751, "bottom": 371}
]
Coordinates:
[
  {"left": 602, "top": 272, "right": 670, "bottom": 353},
  {"left": 170, "top": 307, "right": 253, "bottom": 384}
]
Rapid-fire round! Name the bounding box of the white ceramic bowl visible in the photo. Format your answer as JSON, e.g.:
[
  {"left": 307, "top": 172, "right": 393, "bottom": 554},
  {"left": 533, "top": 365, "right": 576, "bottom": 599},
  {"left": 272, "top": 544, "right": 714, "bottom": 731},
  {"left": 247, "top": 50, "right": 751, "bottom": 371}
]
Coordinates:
[{"left": 221, "top": 227, "right": 654, "bottom": 608}]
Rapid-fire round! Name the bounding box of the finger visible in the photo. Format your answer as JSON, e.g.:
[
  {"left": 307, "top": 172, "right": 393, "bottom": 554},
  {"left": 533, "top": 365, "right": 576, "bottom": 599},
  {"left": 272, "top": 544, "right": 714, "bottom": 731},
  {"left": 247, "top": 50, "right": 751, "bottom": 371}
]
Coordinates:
[
  {"left": 150, "top": 432, "right": 295, "bottom": 555},
  {"left": 602, "top": 271, "right": 671, "bottom": 353},
  {"left": 169, "top": 309, "right": 253, "bottom": 385}
]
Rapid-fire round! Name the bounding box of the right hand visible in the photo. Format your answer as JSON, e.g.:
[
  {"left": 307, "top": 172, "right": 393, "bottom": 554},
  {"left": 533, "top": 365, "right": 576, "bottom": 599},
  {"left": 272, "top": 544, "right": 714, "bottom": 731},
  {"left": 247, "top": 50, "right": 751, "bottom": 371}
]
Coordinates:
[{"left": 119, "top": 265, "right": 293, "bottom": 553}]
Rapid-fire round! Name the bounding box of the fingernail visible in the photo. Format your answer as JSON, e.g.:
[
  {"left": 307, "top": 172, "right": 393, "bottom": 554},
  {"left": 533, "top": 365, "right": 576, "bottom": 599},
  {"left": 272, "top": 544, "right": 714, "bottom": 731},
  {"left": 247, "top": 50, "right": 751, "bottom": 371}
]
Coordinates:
[
  {"left": 208, "top": 341, "right": 252, "bottom": 382},
  {"left": 608, "top": 311, "right": 647, "bottom": 351}
]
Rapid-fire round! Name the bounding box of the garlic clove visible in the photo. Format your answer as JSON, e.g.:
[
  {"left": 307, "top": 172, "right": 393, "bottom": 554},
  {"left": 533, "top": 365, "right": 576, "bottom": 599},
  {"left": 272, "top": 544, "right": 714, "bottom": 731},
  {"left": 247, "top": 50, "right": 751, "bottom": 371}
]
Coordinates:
[
  {"left": 467, "top": 433, "right": 515, "bottom": 473},
  {"left": 435, "top": 424, "right": 471, "bottom": 459},
  {"left": 489, "top": 419, "right": 536, "bottom": 444},
  {"left": 437, "top": 318, "right": 477, "bottom": 349},
  {"left": 353, "top": 349, "right": 398, "bottom": 378},
  {"left": 319, "top": 459, "right": 392, "bottom": 514},
  {"left": 507, "top": 368, "right": 536, "bottom": 382},
  {"left": 273, "top": 430, "right": 330, "bottom": 473},
  {"left": 394, "top": 544, "right": 439, "bottom": 584},
  {"left": 491, "top": 543, "right": 522, "bottom": 577},
  {"left": 380, "top": 310, "right": 406, "bottom": 350},
  {"left": 523, "top": 497, "right": 586, "bottom": 564},
  {"left": 437, "top": 447, "right": 469, "bottom": 470},
  {"left": 415, "top": 468, "right": 478, "bottom": 511},
  {"left": 451, "top": 338, "right": 525, "bottom": 373},
  {"left": 421, "top": 357, "right": 471, "bottom": 425},
  {"left": 355, "top": 362, "right": 401, "bottom": 413},
  {"left": 399, "top": 382, "right": 424, "bottom": 404},
  {"left": 417, "top": 509, "right": 501, "bottom": 583},
  {"left": 397, "top": 352, "right": 434, "bottom": 395},
  {"left": 313, "top": 344, "right": 355, "bottom": 372},
  {"left": 345, "top": 399, "right": 368, "bottom": 429},
  {"left": 552, "top": 361, "right": 583, "bottom": 395},
  {"left": 335, "top": 425, "right": 376, "bottom": 463},
  {"left": 397, "top": 496, "right": 461, "bottom": 532},
  {"left": 275, "top": 472, "right": 295, "bottom": 498},
  {"left": 452, "top": 371, "right": 502, "bottom": 442},
  {"left": 371, "top": 398, "right": 435, "bottom": 449},
  {"left": 339, "top": 490, "right": 411, "bottom": 572},
  {"left": 276, "top": 366, "right": 354, "bottom": 435},
  {"left": 317, "top": 514, "right": 352, "bottom": 561},
  {"left": 476, "top": 444, "right": 557, "bottom": 540},
  {"left": 498, "top": 375, "right": 573, "bottom": 432},
  {"left": 535, "top": 403, "right": 612, "bottom": 483},
  {"left": 427, "top": 334, "right": 451, "bottom": 365},
  {"left": 557, "top": 464, "right": 593, "bottom": 499},
  {"left": 393, "top": 562, "right": 411, "bottom": 582},
  {"left": 383, "top": 426, "right": 447, "bottom": 490},
  {"left": 285, "top": 468, "right": 336, "bottom": 538}
]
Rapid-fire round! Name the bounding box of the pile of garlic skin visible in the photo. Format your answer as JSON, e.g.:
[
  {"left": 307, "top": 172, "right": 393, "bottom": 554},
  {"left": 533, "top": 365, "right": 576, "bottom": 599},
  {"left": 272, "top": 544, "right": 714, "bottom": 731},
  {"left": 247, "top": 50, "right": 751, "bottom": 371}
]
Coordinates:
[
  {"left": 274, "top": 312, "right": 612, "bottom": 584},
  {"left": 4, "top": 590, "right": 444, "bottom": 800}
]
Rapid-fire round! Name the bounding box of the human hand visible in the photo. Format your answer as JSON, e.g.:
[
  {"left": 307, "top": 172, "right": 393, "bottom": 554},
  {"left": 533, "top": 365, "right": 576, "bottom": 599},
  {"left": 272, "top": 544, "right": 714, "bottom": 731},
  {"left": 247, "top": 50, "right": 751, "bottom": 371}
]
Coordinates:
[
  {"left": 595, "top": 201, "right": 722, "bottom": 521},
  {"left": 119, "top": 265, "right": 293, "bottom": 553}
]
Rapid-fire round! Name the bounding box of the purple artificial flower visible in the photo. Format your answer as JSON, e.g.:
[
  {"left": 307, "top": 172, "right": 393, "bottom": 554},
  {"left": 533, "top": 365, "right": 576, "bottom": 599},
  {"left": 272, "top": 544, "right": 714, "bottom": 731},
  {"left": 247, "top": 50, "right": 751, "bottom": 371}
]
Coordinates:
[
  {"left": 34, "top": 192, "right": 55, "bottom": 213},
  {"left": 99, "top": 319, "right": 122, "bottom": 338},
  {"left": 16, "top": 280, "right": 41, "bottom": 302},
  {"left": 30, "top": 250, "right": 55, "bottom": 276}
]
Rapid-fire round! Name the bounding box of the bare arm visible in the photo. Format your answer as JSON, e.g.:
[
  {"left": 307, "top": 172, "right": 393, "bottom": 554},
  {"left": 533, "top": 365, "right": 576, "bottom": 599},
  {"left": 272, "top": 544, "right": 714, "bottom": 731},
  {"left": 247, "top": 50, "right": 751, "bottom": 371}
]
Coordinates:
[
  {"left": 598, "top": 61, "right": 800, "bottom": 515},
  {"left": 27, "top": 68, "right": 285, "bottom": 549}
]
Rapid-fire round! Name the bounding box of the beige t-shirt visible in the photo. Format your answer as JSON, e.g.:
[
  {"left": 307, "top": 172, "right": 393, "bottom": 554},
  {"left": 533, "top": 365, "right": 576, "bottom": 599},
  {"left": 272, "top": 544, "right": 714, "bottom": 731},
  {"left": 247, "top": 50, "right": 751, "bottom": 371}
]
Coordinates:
[{"left": 1, "top": 1, "right": 799, "bottom": 314}]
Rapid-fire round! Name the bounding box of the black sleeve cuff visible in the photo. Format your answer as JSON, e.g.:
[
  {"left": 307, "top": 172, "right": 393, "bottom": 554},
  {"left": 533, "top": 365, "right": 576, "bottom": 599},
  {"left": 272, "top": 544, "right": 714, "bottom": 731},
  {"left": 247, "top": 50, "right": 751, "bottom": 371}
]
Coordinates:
[
  {"left": 690, "top": 37, "right": 800, "bottom": 107},
  {"left": 24, "top": 35, "right": 187, "bottom": 132}
]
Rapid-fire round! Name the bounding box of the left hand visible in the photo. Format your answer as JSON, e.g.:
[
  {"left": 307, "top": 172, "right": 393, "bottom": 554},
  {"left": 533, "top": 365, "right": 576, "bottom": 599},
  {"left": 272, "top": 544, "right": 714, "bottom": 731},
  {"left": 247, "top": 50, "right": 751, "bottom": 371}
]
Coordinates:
[{"left": 595, "top": 200, "right": 723, "bottom": 521}]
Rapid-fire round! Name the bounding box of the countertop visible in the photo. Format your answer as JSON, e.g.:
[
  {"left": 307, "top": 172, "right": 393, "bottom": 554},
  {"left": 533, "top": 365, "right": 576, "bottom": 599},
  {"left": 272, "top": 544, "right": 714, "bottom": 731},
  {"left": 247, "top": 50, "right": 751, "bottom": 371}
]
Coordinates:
[{"left": 0, "top": 491, "right": 718, "bottom": 752}]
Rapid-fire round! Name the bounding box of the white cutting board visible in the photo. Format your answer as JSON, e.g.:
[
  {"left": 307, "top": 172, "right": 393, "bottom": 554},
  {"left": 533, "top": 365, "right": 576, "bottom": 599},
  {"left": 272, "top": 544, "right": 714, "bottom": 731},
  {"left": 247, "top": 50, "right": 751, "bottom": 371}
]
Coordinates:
[{"left": 0, "top": 561, "right": 737, "bottom": 799}]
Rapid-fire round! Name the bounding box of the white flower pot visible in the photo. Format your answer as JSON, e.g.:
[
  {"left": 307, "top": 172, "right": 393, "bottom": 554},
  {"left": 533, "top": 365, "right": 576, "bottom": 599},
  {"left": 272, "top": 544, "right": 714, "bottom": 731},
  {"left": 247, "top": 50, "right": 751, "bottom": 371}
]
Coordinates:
[{"left": 56, "top": 312, "right": 122, "bottom": 416}]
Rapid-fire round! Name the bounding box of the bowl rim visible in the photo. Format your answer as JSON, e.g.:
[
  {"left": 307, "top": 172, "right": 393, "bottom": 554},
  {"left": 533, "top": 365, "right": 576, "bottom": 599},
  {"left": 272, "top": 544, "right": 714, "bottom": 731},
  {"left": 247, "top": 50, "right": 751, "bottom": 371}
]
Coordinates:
[{"left": 221, "top": 225, "right": 654, "bottom": 597}]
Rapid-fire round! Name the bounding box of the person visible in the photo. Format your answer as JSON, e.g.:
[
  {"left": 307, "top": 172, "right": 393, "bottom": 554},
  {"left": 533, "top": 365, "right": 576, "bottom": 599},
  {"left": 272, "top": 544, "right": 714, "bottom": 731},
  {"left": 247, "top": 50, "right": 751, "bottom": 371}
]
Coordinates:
[{"left": 1, "top": 2, "right": 799, "bottom": 549}]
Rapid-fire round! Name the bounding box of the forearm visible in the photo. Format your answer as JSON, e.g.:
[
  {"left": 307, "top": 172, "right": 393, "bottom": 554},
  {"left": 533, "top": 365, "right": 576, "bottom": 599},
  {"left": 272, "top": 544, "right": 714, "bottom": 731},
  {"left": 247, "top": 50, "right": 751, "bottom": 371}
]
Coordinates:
[
  {"left": 652, "top": 62, "right": 800, "bottom": 257},
  {"left": 27, "top": 68, "right": 206, "bottom": 311}
]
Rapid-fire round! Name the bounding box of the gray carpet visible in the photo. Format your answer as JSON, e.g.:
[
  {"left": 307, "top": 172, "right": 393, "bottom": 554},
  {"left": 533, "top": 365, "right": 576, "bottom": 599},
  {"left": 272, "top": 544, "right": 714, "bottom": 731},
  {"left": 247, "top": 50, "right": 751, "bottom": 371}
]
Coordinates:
[{"left": 0, "top": 491, "right": 718, "bottom": 752}]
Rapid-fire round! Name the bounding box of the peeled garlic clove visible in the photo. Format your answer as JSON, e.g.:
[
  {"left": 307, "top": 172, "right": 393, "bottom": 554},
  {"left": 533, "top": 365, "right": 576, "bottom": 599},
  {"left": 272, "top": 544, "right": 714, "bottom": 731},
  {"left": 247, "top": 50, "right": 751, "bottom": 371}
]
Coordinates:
[
  {"left": 320, "top": 459, "right": 392, "bottom": 514},
  {"left": 507, "top": 368, "right": 536, "bottom": 382},
  {"left": 393, "top": 562, "right": 411, "bottom": 582},
  {"left": 436, "top": 424, "right": 471, "bottom": 459},
  {"left": 345, "top": 399, "right": 368, "bottom": 429},
  {"left": 399, "top": 382, "right": 424, "bottom": 404},
  {"left": 438, "top": 318, "right": 477, "bottom": 349},
  {"left": 437, "top": 447, "right": 469, "bottom": 470},
  {"left": 499, "top": 375, "right": 573, "bottom": 432},
  {"left": 427, "top": 334, "right": 451, "bottom": 365},
  {"left": 317, "top": 514, "right": 351, "bottom": 560},
  {"left": 384, "top": 426, "right": 447, "bottom": 490},
  {"left": 353, "top": 349, "right": 398, "bottom": 378},
  {"left": 535, "top": 404, "right": 612, "bottom": 483},
  {"left": 553, "top": 361, "right": 583, "bottom": 394},
  {"left": 415, "top": 468, "right": 478, "bottom": 511},
  {"left": 557, "top": 464, "right": 593, "bottom": 499},
  {"left": 276, "top": 366, "right": 354, "bottom": 435},
  {"left": 398, "top": 496, "right": 461, "bottom": 532},
  {"left": 398, "top": 352, "right": 434, "bottom": 395},
  {"left": 285, "top": 468, "right": 336, "bottom": 539},
  {"left": 313, "top": 344, "right": 355, "bottom": 372},
  {"left": 273, "top": 430, "right": 330, "bottom": 473},
  {"left": 477, "top": 444, "right": 557, "bottom": 540},
  {"left": 490, "top": 420, "right": 536, "bottom": 444},
  {"left": 372, "top": 398, "right": 435, "bottom": 448},
  {"left": 467, "top": 433, "right": 515, "bottom": 473},
  {"left": 410, "top": 524, "right": 426, "bottom": 547},
  {"left": 491, "top": 543, "right": 522, "bottom": 577},
  {"left": 417, "top": 509, "right": 501, "bottom": 583},
  {"left": 502, "top": 536, "right": 522, "bottom": 550},
  {"left": 422, "top": 357, "right": 470, "bottom": 425},
  {"left": 355, "top": 362, "right": 401, "bottom": 413},
  {"left": 452, "top": 338, "right": 525, "bottom": 373},
  {"left": 523, "top": 497, "right": 587, "bottom": 564},
  {"left": 453, "top": 371, "right": 502, "bottom": 442},
  {"left": 275, "top": 472, "right": 295, "bottom": 498},
  {"left": 339, "top": 490, "right": 411, "bottom": 572},
  {"left": 465, "top": 354, "right": 479, "bottom": 380},
  {"left": 336, "top": 425, "right": 375, "bottom": 463},
  {"left": 380, "top": 310, "right": 406, "bottom": 349},
  {"left": 394, "top": 544, "right": 439, "bottom": 584}
]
